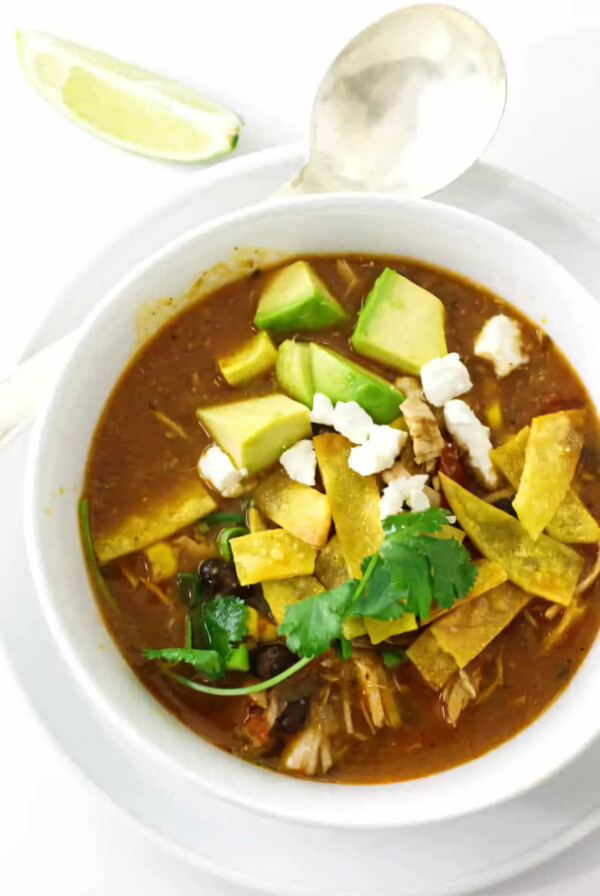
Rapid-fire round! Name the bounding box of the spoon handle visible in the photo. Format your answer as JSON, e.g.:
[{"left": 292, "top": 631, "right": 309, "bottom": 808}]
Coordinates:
[{"left": 0, "top": 331, "right": 78, "bottom": 449}]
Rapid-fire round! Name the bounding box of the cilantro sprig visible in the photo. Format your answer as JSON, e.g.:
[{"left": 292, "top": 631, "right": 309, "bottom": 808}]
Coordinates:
[
  {"left": 278, "top": 508, "right": 477, "bottom": 659},
  {"left": 144, "top": 593, "right": 248, "bottom": 678},
  {"left": 145, "top": 507, "right": 477, "bottom": 696}
]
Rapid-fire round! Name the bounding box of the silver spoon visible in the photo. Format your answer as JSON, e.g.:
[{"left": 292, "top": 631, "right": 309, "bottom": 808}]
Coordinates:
[{"left": 1, "top": 4, "right": 506, "bottom": 448}]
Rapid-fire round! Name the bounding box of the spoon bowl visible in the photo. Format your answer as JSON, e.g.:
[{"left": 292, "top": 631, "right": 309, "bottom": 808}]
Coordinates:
[{"left": 290, "top": 5, "right": 507, "bottom": 196}]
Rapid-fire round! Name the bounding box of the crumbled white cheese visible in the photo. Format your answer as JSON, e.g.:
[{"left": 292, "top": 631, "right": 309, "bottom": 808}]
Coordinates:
[
  {"left": 280, "top": 439, "right": 316, "bottom": 486},
  {"left": 443, "top": 399, "right": 498, "bottom": 489},
  {"left": 380, "top": 474, "right": 430, "bottom": 519},
  {"left": 332, "top": 400, "right": 373, "bottom": 444},
  {"left": 474, "top": 314, "right": 529, "bottom": 377},
  {"left": 198, "top": 445, "right": 247, "bottom": 497},
  {"left": 310, "top": 392, "right": 335, "bottom": 426},
  {"left": 420, "top": 353, "right": 472, "bottom": 407},
  {"left": 348, "top": 425, "right": 407, "bottom": 476}
]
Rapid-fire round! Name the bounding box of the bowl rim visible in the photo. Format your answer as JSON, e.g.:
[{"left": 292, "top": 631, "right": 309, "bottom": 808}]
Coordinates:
[{"left": 24, "top": 191, "right": 600, "bottom": 829}]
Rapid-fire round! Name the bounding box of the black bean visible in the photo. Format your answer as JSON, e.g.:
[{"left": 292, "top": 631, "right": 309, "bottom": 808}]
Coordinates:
[
  {"left": 277, "top": 698, "right": 308, "bottom": 734},
  {"left": 251, "top": 643, "right": 298, "bottom": 679},
  {"left": 492, "top": 496, "right": 517, "bottom": 517},
  {"left": 198, "top": 558, "right": 250, "bottom": 598}
]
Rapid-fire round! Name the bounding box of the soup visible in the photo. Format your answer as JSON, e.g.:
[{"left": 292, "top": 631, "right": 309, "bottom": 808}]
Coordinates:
[{"left": 81, "top": 254, "right": 600, "bottom": 783}]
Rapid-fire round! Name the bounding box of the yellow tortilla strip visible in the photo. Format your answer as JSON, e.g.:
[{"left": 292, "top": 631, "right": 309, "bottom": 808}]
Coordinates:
[
  {"left": 431, "top": 582, "right": 529, "bottom": 668},
  {"left": 512, "top": 412, "right": 583, "bottom": 540},
  {"left": 231, "top": 529, "right": 316, "bottom": 585},
  {"left": 428, "top": 559, "right": 507, "bottom": 623},
  {"left": 440, "top": 473, "right": 583, "bottom": 605},
  {"left": 247, "top": 507, "right": 268, "bottom": 533},
  {"left": 364, "top": 613, "right": 418, "bottom": 645},
  {"left": 262, "top": 575, "right": 324, "bottom": 625},
  {"left": 366, "top": 558, "right": 505, "bottom": 645},
  {"left": 94, "top": 479, "right": 217, "bottom": 564},
  {"left": 406, "top": 629, "right": 459, "bottom": 691},
  {"left": 492, "top": 426, "right": 600, "bottom": 544},
  {"left": 314, "top": 433, "right": 384, "bottom": 578},
  {"left": 254, "top": 471, "right": 331, "bottom": 548}
]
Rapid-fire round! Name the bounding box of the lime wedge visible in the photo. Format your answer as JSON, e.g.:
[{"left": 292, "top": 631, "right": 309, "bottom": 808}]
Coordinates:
[{"left": 16, "top": 30, "right": 242, "bottom": 162}]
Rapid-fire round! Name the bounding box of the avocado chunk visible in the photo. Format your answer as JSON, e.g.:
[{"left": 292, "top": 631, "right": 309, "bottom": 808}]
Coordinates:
[
  {"left": 254, "top": 260, "right": 348, "bottom": 332},
  {"left": 197, "top": 393, "right": 311, "bottom": 475},
  {"left": 218, "top": 331, "right": 277, "bottom": 386},
  {"left": 351, "top": 268, "right": 447, "bottom": 375},
  {"left": 310, "top": 344, "right": 403, "bottom": 424},
  {"left": 275, "top": 340, "right": 314, "bottom": 406}
]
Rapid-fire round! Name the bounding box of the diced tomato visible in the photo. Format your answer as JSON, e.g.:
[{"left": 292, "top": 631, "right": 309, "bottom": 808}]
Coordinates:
[
  {"left": 242, "top": 710, "right": 271, "bottom": 747},
  {"left": 439, "top": 441, "right": 468, "bottom": 487}
]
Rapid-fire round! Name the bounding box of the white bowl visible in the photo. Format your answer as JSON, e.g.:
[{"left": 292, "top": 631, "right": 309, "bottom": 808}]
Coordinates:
[{"left": 25, "top": 193, "right": 600, "bottom": 829}]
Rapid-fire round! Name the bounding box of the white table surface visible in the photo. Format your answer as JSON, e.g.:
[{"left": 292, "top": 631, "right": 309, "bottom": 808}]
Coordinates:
[{"left": 4, "top": 0, "right": 600, "bottom": 893}]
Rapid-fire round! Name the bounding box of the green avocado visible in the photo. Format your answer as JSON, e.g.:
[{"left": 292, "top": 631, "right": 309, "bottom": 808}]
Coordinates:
[
  {"left": 310, "top": 344, "right": 404, "bottom": 424},
  {"left": 254, "top": 260, "right": 348, "bottom": 332},
  {"left": 218, "top": 331, "right": 277, "bottom": 386},
  {"left": 275, "top": 340, "right": 314, "bottom": 406},
  {"left": 197, "top": 393, "right": 312, "bottom": 475},
  {"left": 351, "top": 268, "right": 447, "bottom": 375}
]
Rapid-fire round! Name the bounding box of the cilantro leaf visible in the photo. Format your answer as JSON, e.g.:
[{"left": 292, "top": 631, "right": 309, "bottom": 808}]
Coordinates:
[
  {"left": 352, "top": 555, "right": 408, "bottom": 620},
  {"left": 418, "top": 536, "right": 478, "bottom": 612},
  {"left": 382, "top": 506, "right": 450, "bottom": 537},
  {"left": 144, "top": 647, "right": 223, "bottom": 676},
  {"left": 203, "top": 595, "right": 248, "bottom": 644},
  {"left": 201, "top": 595, "right": 248, "bottom": 661},
  {"left": 278, "top": 579, "right": 358, "bottom": 658}
]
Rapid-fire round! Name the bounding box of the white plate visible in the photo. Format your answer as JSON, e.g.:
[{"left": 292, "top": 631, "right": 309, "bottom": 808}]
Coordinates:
[{"left": 6, "top": 143, "right": 600, "bottom": 895}]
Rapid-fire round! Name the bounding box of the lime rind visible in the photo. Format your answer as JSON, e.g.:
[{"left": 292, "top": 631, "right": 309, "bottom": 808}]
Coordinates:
[{"left": 16, "top": 29, "right": 242, "bottom": 162}]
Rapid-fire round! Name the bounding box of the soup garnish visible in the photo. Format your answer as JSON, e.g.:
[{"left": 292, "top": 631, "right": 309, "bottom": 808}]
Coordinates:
[{"left": 81, "top": 255, "right": 600, "bottom": 782}]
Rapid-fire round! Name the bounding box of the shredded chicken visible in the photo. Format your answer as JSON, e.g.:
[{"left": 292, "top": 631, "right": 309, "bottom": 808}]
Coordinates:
[
  {"left": 151, "top": 408, "right": 190, "bottom": 440},
  {"left": 335, "top": 258, "right": 360, "bottom": 295},
  {"left": 576, "top": 544, "right": 600, "bottom": 595},
  {"left": 395, "top": 376, "right": 424, "bottom": 401},
  {"left": 475, "top": 655, "right": 504, "bottom": 706},
  {"left": 353, "top": 654, "right": 401, "bottom": 729},
  {"left": 382, "top": 460, "right": 411, "bottom": 485},
  {"left": 545, "top": 604, "right": 562, "bottom": 621},
  {"left": 400, "top": 397, "right": 445, "bottom": 465},
  {"left": 545, "top": 600, "right": 587, "bottom": 649},
  {"left": 441, "top": 668, "right": 481, "bottom": 726},
  {"left": 139, "top": 578, "right": 171, "bottom": 605}
]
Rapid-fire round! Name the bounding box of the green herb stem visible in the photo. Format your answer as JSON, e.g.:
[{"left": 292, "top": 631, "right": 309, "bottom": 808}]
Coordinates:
[
  {"left": 348, "top": 552, "right": 379, "bottom": 609},
  {"left": 217, "top": 526, "right": 249, "bottom": 561},
  {"left": 202, "top": 512, "right": 245, "bottom": 525},
  {"left": 168, "top": 656, "right": 312, "bottom": 696},
  {"left": 78, "top": 498, "right": 117, "bottom": 611}
]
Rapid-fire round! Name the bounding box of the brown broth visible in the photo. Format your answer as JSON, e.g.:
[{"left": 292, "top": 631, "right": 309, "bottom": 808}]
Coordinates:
[{"left": 83, "top": 254, "right": 600, "bottom": 784}]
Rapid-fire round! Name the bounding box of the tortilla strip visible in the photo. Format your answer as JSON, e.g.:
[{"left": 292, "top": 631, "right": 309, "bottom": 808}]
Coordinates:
[
  {"left": 262, "top": 575, "right": 325, "bottom": 625},
  {"left": 254, "top": 470, "right": 331, "bottom": 548},
  {"left": 314, "top": 433, "right": 384, "bottom": 578},
  {"left": 491, "top": 426, "right": 600, "bottom": 544},
  {"left": 432, "top": 582, "right": 529, "bottom": 668},
  {"left": 512, "top": 412, "right": 583, "bottom": 540},
  {"left": 440, "top": 473, "right": 583, "bottom": 605},
  {"left": 408, "top": 582, "right": 528, "bottom": 690},
  {"left": 365, "top": 558, "right": 506, "bottom": 645},
  {"left": 94, "top": 480, "right": 217, "bottom": 564},
  {"left": 406, "top": 629, "right": 459, "bottom": 690},
  {"left": 231, "top": 530, "right": 316, "bottom": 585}
]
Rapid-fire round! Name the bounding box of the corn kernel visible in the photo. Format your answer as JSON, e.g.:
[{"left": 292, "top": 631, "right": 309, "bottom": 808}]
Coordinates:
[{"left": 143, "top": 542, "right": 177, "bottom": 581}]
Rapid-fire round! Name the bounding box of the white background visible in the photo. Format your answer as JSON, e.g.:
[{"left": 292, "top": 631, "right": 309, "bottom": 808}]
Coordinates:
[{"left": 3, "top": 0, "right": 600, "bottom": 893}]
